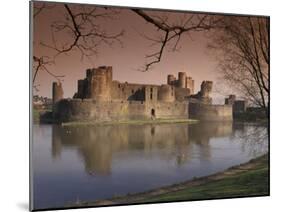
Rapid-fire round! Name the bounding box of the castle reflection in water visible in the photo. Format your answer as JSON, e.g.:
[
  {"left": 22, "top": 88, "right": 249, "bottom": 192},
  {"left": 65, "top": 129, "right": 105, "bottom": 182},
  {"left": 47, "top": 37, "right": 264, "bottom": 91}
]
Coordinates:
[{"left": 50, "top": 122, "right": 265, "bottom": 176}]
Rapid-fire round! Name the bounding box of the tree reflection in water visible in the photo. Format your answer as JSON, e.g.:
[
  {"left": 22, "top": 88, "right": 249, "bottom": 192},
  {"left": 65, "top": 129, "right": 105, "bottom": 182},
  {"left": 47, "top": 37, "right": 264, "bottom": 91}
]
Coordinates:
[{"left": 232, "top": 122, "right": 268, "bottom": 157}]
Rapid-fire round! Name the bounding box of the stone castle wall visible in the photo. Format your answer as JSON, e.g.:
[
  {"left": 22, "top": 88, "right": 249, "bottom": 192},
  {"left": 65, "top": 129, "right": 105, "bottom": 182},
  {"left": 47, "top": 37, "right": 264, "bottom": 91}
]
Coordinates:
[
  {"left": 52, "top": 66, "right": 234, "bottom": 123},
  {"left": 189, "top": 102, "right": 233, "bottom": 121},
  {"left": 110, "top": 81, "right": 185, "bottom": 102},
  {"left": 54, "top": 99, "right": 189, "bottom": 122}
]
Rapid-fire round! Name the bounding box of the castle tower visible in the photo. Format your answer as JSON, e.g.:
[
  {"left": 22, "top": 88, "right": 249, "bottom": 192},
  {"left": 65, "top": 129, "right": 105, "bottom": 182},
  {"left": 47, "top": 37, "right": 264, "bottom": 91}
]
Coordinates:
[
  {"left": 178, "top": 72, "right": 186, "bottom": 88},
  {"left": 158, "top": 85, "right": 175, "bottom": 102},
  {"left": 52, "top": 81, "right": 63, "bottom": 104},
  {"left": 167, "top": 74, "right": 176, "bottom": 85},
  {"left": 87, "top": 66, "right": 112, "bottom": 101},
  {"left": 185, "top": 76, "right": 195, "bottom": 94},
  {"left": 77, "top": 79, "right": 86, "bottom": 98},
  {"left": 200, "top": 81, "right": 213, "bottom": 98},
  {"left": 199, "top": 81, "right": 213, "bottom": 104}
]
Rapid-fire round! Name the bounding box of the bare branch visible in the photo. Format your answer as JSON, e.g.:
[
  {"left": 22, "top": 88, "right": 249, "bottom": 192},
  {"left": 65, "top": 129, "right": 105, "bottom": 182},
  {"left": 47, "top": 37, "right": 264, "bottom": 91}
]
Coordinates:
[
  {"left": 41, "top": 4, "right": 124, "bottom": 61},
  {"left": 131, "top": 9, "right": 218, "bottom": 71},
  {"left": 33, "top": 56, "right": 64, "bottom": 85},
  {"left": 208, "top": 16, "right": 269, "bottom": 108},
  {"left": 33, "top": 2, "right": 55, "bottom": 18}
]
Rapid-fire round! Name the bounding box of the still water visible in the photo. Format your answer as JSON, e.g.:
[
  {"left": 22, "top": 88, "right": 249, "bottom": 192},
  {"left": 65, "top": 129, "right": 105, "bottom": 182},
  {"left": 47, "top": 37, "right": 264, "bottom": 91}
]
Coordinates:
[{"left": 32, "top": 122, "right": 268, "bottom": 209}]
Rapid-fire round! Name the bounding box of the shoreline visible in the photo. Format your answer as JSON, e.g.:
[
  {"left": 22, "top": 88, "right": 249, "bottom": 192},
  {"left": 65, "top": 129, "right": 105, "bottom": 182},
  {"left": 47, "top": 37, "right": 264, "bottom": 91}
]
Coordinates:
[
  {"left": 68, "top": 154, "right": 269, "bottom": 207},
  {"left": 61, "top": 118, "right": 199, "bottom": 126}
]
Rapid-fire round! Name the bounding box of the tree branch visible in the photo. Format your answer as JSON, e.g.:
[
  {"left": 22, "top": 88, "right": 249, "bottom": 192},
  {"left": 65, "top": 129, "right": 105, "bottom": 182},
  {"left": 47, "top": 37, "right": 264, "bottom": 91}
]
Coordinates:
[{"left": 132, "top": 9, "right": 218, "bottom": 71}]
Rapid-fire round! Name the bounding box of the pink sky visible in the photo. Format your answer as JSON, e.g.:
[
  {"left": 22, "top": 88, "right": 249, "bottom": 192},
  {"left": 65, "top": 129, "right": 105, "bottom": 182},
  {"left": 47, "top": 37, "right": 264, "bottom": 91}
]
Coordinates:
[{"left": 32, "top": 2, "right": 241, "bottom": 103}]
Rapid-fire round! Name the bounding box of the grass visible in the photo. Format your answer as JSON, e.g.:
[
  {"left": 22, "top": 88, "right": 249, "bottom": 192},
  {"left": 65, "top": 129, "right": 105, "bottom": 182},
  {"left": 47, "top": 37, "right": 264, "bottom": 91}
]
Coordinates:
[
  {"left": 68, "top": 154, "right": 268, "bottom": 207},
  {"left": 62, "top": 118, "right": 199, "bottom": 126},
  {"left": 139, "top": 154, "right": 269, "bottom": 203}
]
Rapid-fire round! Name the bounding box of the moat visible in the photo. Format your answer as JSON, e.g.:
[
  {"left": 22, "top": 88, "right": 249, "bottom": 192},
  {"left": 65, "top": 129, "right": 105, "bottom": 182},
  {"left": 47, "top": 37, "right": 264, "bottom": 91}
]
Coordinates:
[{"left": 32, "top": 122, "right": 268, "bottom": 209}]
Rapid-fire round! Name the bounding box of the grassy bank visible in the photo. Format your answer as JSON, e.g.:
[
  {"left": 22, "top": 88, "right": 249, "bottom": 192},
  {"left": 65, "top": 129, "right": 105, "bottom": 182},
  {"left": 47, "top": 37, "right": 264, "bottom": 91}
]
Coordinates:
[
  {"left": 70, "top": 154, "right": 268, "bottom": 207},
  {"left": 141, "top": 154, "right": 269, "bottom": 203},
  {"left": 62, "top": 118, "right": 199, "bottom": 127}
]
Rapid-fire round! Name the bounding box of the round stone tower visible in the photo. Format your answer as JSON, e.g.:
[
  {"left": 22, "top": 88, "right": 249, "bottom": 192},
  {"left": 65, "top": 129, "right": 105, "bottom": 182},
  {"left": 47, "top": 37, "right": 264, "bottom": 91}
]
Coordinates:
[
  {"left": 89, "top": 66, "right": 112, "bottom": 102},
  {"left": 52, "top": 81, "right": 63, "bottom": 104},
  {"left": 178, "top": 72, "right": 186, "bottom": 88},
  {"left": 158, "top": 84, "right": 175, "bottom": 102},
  {"left": 167, "top": 74, "right": 175, "bottom": 85}
]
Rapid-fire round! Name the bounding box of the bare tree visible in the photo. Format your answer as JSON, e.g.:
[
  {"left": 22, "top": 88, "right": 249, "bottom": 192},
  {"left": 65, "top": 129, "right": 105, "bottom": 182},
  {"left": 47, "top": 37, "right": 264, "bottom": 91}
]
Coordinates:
[
  {"left": 41, "top": 4, "right": 124, "bottom": 60},
  {"left": 131, "top": 9, "right": 221, "bottom": 71},
  {"left": 32, "top": 56, "right": 64, "bottom": 84},
  {"left": 32, "top": 2, "right": 124, "bottom": 86},
  {"left": 33, "top": 2, "right": 55, "bottom": 18},
  {"left": 33, "top": 2, "right": 62, "bottom": 90},
  {"left": 208, "top": 16, "right": 269, "bottom": 109},
  {"left": 33, "top": 2, "right": 224, "bottom": 84}
]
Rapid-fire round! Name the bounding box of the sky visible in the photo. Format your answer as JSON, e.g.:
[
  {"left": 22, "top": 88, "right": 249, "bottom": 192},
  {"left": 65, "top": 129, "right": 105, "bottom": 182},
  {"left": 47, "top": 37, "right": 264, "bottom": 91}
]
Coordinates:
[{"left": 32, "top": 1, "right": 233, "bottom": 104}]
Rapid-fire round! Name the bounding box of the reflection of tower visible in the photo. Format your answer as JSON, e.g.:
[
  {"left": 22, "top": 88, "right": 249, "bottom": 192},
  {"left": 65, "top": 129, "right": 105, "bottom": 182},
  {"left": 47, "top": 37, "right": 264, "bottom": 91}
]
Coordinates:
[
  {"left": 50, "top": 122, "right": 235, "bottom": 176},
  {"left": 188, "top": 122, "right": 233, "bottom": 161},
  {"left": 175, "top": 124, "right": 190, "bottom": 166},
  {"left": 50, "top": 125, "right": 114, "bottom": 176},
  {"left": 75, "top": 126, "right": 113, "bottom": 176},
  {"left": 80, "top": 142, "right": 112, "bottom": 176},
  {"left": 150, "top": 126, "right": 155, "bottom": 136},
  {"left": 51, "top": 125, "right": 62, "bottom": 159}
]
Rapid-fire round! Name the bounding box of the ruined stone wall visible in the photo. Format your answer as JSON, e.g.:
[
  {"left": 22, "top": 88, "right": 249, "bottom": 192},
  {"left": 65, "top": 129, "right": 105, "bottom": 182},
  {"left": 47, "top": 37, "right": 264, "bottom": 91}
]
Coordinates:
[
  {"left": 233, "top": 100, "right": 248, "bottom": 113},
  {"left": 75, "top": 68, "right": 196, "bottom": 104},
  {"left": 174, "top": 87, "right": 191, "bottom": 101},
  {"left": 186, "top": 77, "right": 194, "bottom": 94},
  {"left": 111, "top": 80, "right": 190, "bottom": 103},
  {"left": 111, "top": 81, "right": 147, "bottom": 101},
  {"left": 225, "top": 95, "right": 236, "bottom": 105},
  {"left": 144, "top": 86, "right": 158, "bottom": 102},
  {"left": 200, "top": 81, "right": 213, "bottom": 98},
  {"left": 151, "top": 101, "right": 189, "bottom": 119},
  {"left": 189, "top": 102, "right": 233, "bottom": 121},
  {"left": 54, "top": 99, "right": 188, "bottom": 122},
  {"left": 189, "top": 81, "right": 213, "bottom": 104}
]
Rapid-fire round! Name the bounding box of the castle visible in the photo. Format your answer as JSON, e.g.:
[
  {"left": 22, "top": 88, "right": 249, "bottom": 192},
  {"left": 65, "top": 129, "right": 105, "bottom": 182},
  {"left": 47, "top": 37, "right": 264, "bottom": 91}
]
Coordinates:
[{"left": 52, "top": 66, "right": 233, "bottom": 122}]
